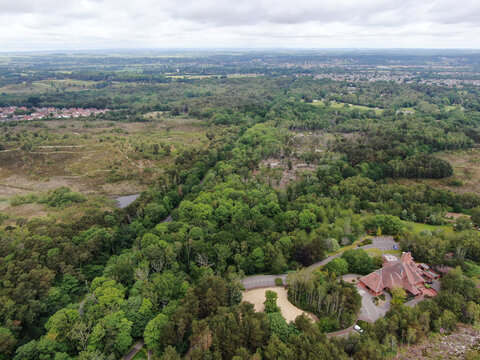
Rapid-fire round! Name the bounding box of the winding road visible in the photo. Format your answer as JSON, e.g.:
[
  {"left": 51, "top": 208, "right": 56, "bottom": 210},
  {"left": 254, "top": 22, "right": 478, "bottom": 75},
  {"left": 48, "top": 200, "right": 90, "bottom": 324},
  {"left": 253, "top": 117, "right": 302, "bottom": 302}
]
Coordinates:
[
  {"left": 242, "top": 237, "right": 398, "bottom": 289},
  {"left": 242, "top": 237, "right": 398, "bottom": 336}
]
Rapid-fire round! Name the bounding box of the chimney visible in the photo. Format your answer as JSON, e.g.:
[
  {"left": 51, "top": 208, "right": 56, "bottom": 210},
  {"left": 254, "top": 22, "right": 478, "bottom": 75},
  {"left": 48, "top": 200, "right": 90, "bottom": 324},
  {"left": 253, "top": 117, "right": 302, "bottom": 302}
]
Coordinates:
[{"left": 402, "top": 252, "right": 412, "bottom": 263}]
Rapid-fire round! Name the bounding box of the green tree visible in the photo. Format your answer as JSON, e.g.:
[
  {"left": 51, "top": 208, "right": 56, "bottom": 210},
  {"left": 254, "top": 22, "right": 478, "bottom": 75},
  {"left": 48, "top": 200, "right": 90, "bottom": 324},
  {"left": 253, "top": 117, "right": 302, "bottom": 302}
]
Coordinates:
[
  {"left": 144, "top": 314, "right": 169, "bottom": 354},
  {"left": 323, "top": 257, "right": 349, "bottom": 276},
  {"left": 341, "top": 249, "right": 375, "bottom": 275},
  {"left": 264, "top": 290, "right": 280, "bottom": 313},
  {"left": 266, "top": 313, "right": 298, "bottom": 342},
  {"left": 88, "top": 311, "right": 133, "bottom": 356},
  {"left": 454, "top": 216, "right": 473, "bottom": 231},
  {"left": 471, "top": 207, "right": 480, "bottom": 228},
  {"left": 0, "top": 327, "right": 16, "bottom": 359},
  {"left": 298, "top": 209, "right": 316, "bottom": 231},
  {"left": 249, "top": 247, "right": 265, "bottom": 273},
  {"left": 390, "top": 287, "right": 406, "bottom": 307}
]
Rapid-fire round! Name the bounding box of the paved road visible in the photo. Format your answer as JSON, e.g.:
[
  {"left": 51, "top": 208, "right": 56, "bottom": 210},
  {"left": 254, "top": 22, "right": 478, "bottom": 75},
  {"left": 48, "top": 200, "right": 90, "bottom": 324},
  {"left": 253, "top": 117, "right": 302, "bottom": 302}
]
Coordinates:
[
  {"left": 242, "top": 237, "right": 398, "bottom": 289},
  {"left": 355, "top": 284, "right": 391, "bottom": 322},
  {"left": 121, "top": 177, "right": 208, "bottom": 359},
  {"left": 123, "top": 341, "right": 144, "bottom": 360},
  {"left": 160, "top": 176, "right": 207, "bottom": 224},
  {"left": 241, "top": 237, "right": 398, "bottom": 336}
]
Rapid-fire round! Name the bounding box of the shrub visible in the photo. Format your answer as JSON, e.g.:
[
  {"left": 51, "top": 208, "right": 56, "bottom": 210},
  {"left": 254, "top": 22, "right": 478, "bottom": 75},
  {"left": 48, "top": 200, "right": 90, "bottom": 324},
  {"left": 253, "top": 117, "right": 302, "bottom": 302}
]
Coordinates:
[
  {"left": 449, "top": 179, "right": 463, "bottom": 187},
  {"left": 360, "top": 237, "right": 373, "bottom": 246},
  {"left": 317, "top": 317, "right": 340, "bottom": 333},
  {"left": 38, "top": 187, "right": 87, "bottom": 207},
  {"left": 10, "top": 193, "right": 38, "bottom": 206},
  {"left": 275, "top": 278, "right": 284, "bottom": 286}
]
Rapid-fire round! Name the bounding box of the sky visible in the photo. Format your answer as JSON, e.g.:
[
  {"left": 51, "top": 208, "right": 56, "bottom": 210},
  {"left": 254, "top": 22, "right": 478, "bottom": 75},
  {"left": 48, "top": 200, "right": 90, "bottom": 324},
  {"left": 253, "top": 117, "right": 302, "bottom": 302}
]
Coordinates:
[{"left": 1, "top": 0, "right": 480, "bottom": 51}]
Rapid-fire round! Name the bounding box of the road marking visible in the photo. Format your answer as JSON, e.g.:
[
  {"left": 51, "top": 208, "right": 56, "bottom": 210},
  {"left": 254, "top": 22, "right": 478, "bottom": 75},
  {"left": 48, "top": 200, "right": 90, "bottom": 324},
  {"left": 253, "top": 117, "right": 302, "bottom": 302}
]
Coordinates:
[{"left": 358, "top": 289, "right": 366, "bottom": 295}]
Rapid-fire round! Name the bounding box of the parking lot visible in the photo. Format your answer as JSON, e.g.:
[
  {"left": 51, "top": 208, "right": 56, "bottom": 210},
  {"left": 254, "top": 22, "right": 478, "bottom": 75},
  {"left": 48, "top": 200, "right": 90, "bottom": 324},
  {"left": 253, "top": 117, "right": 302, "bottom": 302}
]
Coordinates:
[
  {"left": 242, "top": 274, "right": 287, "bottom": 290},
  {"left": 356, "top": 284, "right": 391, "bottom": 322},
  {"left": 362, "top": 236, "right": 398, "bottom": 251}
]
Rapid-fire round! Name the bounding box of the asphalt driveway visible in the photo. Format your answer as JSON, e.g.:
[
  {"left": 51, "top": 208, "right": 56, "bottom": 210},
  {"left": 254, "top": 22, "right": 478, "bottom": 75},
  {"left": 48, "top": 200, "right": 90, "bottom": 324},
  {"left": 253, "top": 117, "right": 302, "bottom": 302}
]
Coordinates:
[
  {"left": 242, "top": 236, "right": 399, "bottom": 290},
  {"left": 356, "top": 284, "right": 391, "bottom": 322}
]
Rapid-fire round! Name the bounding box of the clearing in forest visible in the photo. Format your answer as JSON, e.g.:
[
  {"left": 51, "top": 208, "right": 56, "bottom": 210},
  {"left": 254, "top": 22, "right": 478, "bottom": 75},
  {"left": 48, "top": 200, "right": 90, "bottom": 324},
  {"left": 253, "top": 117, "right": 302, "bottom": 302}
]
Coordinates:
[
  {"left": 242, "top": 287, "right": 316, "bottom": 323},
  {"left": 0, "top": 117, "right": 207, "bottom": 220}
]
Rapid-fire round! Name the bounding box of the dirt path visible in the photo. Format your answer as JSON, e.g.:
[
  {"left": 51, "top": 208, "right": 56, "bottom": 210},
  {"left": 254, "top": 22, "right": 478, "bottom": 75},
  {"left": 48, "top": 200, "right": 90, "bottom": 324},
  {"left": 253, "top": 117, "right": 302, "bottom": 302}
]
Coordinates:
[{"left": 242, "top": 287, "right": 316, "bottom": 323}]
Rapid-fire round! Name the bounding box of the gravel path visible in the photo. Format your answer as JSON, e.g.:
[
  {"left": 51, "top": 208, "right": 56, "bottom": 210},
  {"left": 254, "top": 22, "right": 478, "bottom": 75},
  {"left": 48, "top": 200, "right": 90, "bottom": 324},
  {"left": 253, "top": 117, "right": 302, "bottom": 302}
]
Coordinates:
[{"left": 242, "top": 287, "right": 316, "bottom": 323}]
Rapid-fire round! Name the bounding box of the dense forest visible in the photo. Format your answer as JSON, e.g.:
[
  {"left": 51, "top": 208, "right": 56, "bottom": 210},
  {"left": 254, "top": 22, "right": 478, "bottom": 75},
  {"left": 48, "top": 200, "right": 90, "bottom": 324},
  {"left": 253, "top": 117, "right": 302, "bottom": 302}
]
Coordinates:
[{"left": 0, "top": 51, "right": 480, "bottom": 359}]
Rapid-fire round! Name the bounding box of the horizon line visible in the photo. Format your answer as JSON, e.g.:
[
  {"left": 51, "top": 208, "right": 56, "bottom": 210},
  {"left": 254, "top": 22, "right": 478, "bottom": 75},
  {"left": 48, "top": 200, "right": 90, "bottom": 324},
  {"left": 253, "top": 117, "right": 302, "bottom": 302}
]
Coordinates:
[{"left": 2, "top": 47, "right": 480, "bottom": 55}]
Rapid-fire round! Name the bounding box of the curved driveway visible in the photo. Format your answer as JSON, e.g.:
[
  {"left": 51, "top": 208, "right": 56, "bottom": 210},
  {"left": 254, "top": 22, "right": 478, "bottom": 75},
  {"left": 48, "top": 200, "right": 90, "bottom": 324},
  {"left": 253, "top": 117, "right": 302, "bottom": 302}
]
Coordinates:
[
  {"left": 242, "top": 237, "right": 398, "bottom": 336},
  {"left": 242, "top": 236, "right": 398, "bottom": 290}
]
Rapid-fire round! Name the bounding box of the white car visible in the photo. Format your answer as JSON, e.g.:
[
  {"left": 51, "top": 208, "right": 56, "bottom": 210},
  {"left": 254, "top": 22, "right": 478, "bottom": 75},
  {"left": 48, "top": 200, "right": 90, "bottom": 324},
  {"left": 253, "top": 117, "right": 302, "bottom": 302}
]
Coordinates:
[{"left": 354, "top": 325, "right": 364, "bottom": 333}]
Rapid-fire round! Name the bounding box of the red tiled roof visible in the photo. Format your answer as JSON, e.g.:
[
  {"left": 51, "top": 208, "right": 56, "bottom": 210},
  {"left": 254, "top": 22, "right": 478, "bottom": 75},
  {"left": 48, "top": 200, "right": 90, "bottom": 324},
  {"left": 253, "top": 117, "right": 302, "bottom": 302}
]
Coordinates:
[{"left": 360, "top": 252, "right": 425, "bottom": 295}]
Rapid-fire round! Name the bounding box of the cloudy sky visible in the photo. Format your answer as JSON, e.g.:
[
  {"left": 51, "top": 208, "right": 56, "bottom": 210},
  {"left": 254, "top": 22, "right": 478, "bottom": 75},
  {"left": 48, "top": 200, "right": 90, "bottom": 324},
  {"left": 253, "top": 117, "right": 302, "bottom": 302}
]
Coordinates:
[{"left": 1, "top": 0, "right": 480, "bottom": 51}]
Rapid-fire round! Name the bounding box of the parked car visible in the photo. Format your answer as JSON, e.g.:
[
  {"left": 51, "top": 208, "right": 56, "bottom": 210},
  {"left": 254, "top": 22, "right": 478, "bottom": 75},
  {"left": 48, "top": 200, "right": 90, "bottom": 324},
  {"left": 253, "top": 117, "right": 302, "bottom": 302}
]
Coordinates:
[{"left": 354, "top": 325, "right": 364, "bottom": 333}]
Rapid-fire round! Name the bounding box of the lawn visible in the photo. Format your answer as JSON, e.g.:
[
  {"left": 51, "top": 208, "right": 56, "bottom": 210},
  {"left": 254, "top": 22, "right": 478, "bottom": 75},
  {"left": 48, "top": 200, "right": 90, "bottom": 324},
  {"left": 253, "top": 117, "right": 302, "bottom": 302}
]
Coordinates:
[
  {"left": 365, "top": 248, "right": 402, "bottom": 257},
  {"left": 398, "top": 107, "right": 416, "bottom": 113},
  {"left": 444, "top": 105, "right": 463, "bottom": 111},
  {"left": 402, "top": 221, "right": 454, "bottom": 235},
  {"left": 311, "top": 100, "right": 384, "bottom": 115}
]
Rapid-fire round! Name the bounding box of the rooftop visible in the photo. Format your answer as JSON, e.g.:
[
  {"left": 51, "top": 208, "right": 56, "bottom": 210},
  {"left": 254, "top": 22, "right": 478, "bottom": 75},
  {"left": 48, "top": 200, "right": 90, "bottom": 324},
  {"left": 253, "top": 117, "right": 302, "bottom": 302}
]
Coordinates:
[{"left": 360, "top": 252, "right": 425, "bottom": 295}]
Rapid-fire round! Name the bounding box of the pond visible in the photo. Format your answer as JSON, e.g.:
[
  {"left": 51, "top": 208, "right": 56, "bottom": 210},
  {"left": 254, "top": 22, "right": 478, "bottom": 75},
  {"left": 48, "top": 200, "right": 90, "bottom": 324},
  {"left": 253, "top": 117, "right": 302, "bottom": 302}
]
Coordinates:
[{"left": 115, "top": 194, "right": 139, "bottom": 208}]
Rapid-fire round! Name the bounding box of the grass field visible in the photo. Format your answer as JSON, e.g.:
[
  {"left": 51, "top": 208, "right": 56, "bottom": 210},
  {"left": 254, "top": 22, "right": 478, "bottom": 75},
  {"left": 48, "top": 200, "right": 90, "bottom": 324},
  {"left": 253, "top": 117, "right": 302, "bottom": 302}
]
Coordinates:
[
  {"left": 311, "top": 100, "right": 384, "bottom": 115},
  {"left": 0, "top": 79, "right": 98, "bottom": 94},
  {"left": 402, "top": 221, "right": 454, "bottom": 234},
  {"left": 365, "top": 248, "right": 402, "bottom": 257},
  {"left": 444, "top": 105, "right": 463, "bottom": 111}
]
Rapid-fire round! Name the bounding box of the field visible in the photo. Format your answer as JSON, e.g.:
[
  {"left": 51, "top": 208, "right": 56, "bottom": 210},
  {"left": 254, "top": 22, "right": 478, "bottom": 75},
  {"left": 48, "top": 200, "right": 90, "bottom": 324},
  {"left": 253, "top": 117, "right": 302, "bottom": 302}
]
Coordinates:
[
  {"left": 311, "top": 100, "right": 384, "bottom": 115},
  {"left": 0, "top": 79, "right": 99, "bottom": 94},
  {"left": 396, "top": 147, "right": 480, "bottom": 195},
  {"left": 0, "top": 116, "right": 207, "bottom": 221},
  {"left": 402, "top": 221, "right": 454, "bottom": 234}
]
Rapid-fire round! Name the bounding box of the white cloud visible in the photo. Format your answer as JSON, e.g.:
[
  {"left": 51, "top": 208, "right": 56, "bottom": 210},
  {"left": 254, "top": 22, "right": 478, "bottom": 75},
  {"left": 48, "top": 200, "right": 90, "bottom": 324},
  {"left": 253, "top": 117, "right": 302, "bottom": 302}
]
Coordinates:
[{"left": 0, "top": 0, "right": 479, "bottom": 50}]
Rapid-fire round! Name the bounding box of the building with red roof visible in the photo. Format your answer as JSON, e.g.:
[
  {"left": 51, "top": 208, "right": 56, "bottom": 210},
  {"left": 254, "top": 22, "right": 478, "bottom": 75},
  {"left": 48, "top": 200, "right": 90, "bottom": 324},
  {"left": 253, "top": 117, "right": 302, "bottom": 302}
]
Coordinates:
[{"left": 359, "top": 252, "right": 427, "bottom": 296}]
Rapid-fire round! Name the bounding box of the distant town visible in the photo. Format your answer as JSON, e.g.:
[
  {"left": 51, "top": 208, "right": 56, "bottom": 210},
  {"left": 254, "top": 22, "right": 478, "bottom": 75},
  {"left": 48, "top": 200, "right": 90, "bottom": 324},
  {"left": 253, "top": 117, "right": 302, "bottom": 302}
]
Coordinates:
[{"left": 0, "top": 106, "right": 110, "bottom": 121}]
